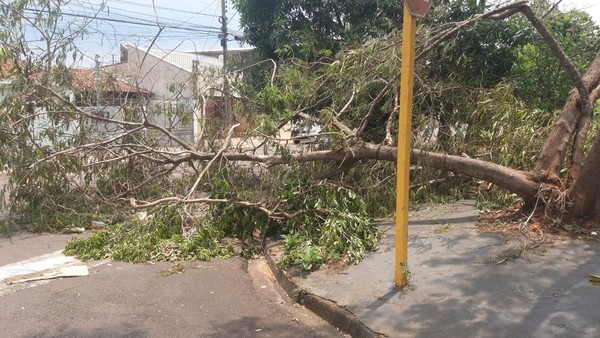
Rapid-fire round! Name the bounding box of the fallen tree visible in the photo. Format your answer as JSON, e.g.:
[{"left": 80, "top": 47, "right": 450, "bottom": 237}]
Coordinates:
[{"left": 1, "top": 0, "right": 600, "bottom": 234}]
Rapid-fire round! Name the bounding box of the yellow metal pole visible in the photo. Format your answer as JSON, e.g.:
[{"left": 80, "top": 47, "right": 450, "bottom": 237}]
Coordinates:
[{"left": 395, "top": 4, "right": 417, "bottom": 289}]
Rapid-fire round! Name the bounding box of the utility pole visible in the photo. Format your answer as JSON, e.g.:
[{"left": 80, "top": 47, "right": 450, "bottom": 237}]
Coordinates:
[
  {"left": 95, "top": 54, "right": 100, "bottom": 108},
  {"left": 395, "top": 0, "right": 432, "bottom": 289},
  {"left": 192, "top": 60, "right": 200, "bottom": 143},
  {"left": 220, "top": 0, "right": 231, "bottom": 129}
]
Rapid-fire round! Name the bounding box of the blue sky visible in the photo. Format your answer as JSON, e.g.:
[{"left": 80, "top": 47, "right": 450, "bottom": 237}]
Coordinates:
[
  {"left": 68, "top": 0, "right": 242, "bottom": 66},
  {"left": 59, "top": 0, "right": 599, "bottom": 67},
  {"left": 563, "top": 0, "right": 600, "bottom": 21}
]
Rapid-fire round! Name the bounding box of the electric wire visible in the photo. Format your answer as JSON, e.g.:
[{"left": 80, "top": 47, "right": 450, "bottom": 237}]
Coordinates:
[
  {"left": 4, "top": 0, "right": 242, "bottom": 65},
  {"left": 23, "top": 8, "right": 222, "bottom": 33}
]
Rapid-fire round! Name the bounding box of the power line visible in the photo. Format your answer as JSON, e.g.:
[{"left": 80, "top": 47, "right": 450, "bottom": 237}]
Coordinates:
[
  {"left": 16, "top": 0, "right": 239, "bottom": 41},
  {"left": 23, "top": 7, "right": 222, "bottom": 34},
  {"left": 108, "top": 0, "right": 221, "bottom": 18},
  {"left": 66, "top": 0, "right": 221, "bottom": 32},
  {"left": 12, "top": 0, "right": 241, "bottom": 66},
  {"left": 202, "top": 0, "right": 222, "bottom": 50}
]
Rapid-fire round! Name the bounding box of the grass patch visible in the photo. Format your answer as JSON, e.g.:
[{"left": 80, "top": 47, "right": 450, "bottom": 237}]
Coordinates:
[
  {"left": 0, "top": 220, "right": 18, "bottom": 236},
  {"left": 483, "top": 241, "right": 546, "bottom": 265},
  {"left": 433, "top": 223, "right": 455, "bottom": 234}
]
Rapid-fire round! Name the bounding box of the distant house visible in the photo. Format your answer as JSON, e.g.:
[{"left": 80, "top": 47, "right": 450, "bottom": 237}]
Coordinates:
[
  {"left": 0, "top": 58, "right": 17, "bottom": 102},
  {"left": 104, "top": 45, "right": 221, "bottom": 143},
  {"left": 192, "top": 47, "right": 258, "bottom": 63},
  {"left": 65, "top": 68, "right": 153, "bottom": 143},
  {"left": 105, "top": 45, "right": 256, "bottom": 143},
  {"left": 68, "top": 68, "right": 152, "bottom": 110},
  {"left": 0, "top": 60, "right": 153, "bottom": 147}
]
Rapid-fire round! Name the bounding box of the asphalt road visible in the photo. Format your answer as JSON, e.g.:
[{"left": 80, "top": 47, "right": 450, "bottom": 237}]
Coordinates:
[{"left": 0, "top": 235, "right": 344, "bottom": 338}]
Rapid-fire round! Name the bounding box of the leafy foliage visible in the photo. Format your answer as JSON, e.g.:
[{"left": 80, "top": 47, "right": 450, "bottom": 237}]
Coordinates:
[
  {"left": 64, "top": 164, "right": 380, "bottom": 270},
  {"left": 232, "top": 0, "right": 403, "bottom": 59},
  {"left": 208, "top": 163, "right": 381, "bottom": 270},
  {"left": 509, "top": 10, "right": 600, "bottom": 112},
  {"left": 277, "top": 180, "right": 380, "bottom": 269},
  {"left": 0, "top": 220, "right": 18, "bottom": 236},
  {"left": 233, "top": 0, "right": 599, "bottom": 212},
  {"left": 64, "top": 205, "right": 234, "bottom": 262}
]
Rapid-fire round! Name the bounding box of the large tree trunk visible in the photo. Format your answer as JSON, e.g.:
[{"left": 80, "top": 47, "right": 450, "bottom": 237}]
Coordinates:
[
  {"left": 410, "top": 149, "right": 539, "bottom": 204},
  {"left": 569, "top": 130, "right": 600, "bottom": 219},
  {"left": 534, "top": 52, "right": 600, "bottom": 178},
  {"left": 183, "top": 142, "right": 540, "bottom": 203}
]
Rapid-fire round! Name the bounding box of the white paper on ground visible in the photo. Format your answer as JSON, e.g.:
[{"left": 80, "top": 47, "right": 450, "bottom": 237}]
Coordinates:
[{"left": 0, "top": 251, "right": 88, "bottom": 285}]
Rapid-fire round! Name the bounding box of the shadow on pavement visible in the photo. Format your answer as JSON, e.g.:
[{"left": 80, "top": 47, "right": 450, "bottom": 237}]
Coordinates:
[
  {"left": 203, "top": 316, "right": 331, "bottom": 338},
  {"left": 292, "top": 201, "right": 600, "bottom": 337},
  {"left": 32, "top": 322, "right": 147, "bottom": 338}
]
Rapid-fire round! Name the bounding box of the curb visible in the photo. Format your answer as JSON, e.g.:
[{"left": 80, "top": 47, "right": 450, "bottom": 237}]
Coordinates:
[{"left": 261, "top": 240, "right": 386, "bottom": 338}]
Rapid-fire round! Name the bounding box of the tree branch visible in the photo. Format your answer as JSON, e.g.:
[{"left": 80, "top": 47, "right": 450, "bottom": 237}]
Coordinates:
[
  {"left": 417, "top": 2, "right": 527, "bottom": 60},
  {"left": 535, "top": 51, "right": 600, "bottom": 176},
  {"left": 186, "top": 124, "right": 239, "bottom": 198},
  {"left": 356, "top": 82, "right": 391, "bottom": 139},
  {"left": 149, "top": 142, "right": 539, "bottom": 202},
  {"left": 129, "top": 196, "right": 298, "bottom": 220},
  {"left": 383, "top": 93, "right": 399, "bottom": 146}
]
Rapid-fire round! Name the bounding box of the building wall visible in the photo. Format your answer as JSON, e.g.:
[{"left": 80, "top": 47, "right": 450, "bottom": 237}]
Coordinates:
[
  {"left": 0, "top": 81, "right": 10, "bottom": 102},
  {"left": 104, "top": 46, "right": 231, "bottom": 145},
  {"left": 102, "top": 46, "right": 263, "bottom": 144},
  {"left": 105, "top": 46, "right": 195, "bottom": 100}
]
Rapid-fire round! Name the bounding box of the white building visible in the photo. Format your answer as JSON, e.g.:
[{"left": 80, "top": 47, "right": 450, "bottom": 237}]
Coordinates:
[
  {"left": 105, "top": 45, "right": 227, "bottom": 144},
  {"left": 105, "top": 45, "right": 259, "bottom": 143}
]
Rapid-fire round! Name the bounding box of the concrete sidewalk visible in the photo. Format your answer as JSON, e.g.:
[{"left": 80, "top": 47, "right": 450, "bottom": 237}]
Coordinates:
[
  {"left": 0, "top": 232, "right": 83, "bottom": 267},
  {"left": 268, "top": 201, "right": 600, "bottom": 337}
]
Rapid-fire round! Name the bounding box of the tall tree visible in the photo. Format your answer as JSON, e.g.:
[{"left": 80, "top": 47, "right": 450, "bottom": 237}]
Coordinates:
[
  {"left": 231, "top": 1, "right": 600, "bottom": 222},
  {"left": 232, "top": 0, "right": 403, "bottom": 59}
]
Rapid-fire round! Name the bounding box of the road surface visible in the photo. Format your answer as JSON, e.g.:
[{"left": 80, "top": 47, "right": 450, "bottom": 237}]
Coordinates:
[{"left": 0, "top": 234, "right": 345, "bottom": 337}]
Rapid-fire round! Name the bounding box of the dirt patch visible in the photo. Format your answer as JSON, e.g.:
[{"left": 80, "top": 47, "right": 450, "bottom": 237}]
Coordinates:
[
  {"left": 478, "top": 204, "right": 600, "bottom": 242},
  {"left": 319, "top": 257, "right": 352, "bottom": 273}
]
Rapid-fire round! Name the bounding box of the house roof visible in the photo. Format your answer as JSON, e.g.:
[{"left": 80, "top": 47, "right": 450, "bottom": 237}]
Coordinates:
[
  {"left": 69, "top": 68, "right": 152, "bottom": 95},
  {"left": 0, "top": 58, "right": 18, "bottom": 80},
  {"left": 0, "top": 58, "right": 150, "bottom": 95},
  {"left": 188, "top": 47, "right": 257, "bottom": 60},
  {"left": 133, "top": 45, "right": 223, "bottom": 72}
]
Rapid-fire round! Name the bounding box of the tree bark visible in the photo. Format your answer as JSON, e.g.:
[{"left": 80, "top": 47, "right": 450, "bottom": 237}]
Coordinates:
[
  {"left": 567, "top": 109, "right": 593, "bottom": 186},
  {"left": 177, "top": 142, "right": 540, "bottom": 202},
  {"left": 410, "top": 149, "right": 539, "bottom": 204},
  {"left": 534, "top": 51, "right": 600, "bottom": 177},
  {"left": 568, "top": 131, "right": 600, "bottom": 218}
]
